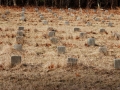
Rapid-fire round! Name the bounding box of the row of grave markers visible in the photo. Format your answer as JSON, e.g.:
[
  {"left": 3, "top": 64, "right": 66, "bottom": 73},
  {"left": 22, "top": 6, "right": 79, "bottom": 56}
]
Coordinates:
[{"left": 10, "top": 26, "right": 120, "bottom": 69}]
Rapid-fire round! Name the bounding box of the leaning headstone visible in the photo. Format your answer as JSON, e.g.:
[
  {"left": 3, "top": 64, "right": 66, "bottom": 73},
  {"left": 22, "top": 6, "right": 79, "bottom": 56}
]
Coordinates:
[
  {"left": 112, "top": 33, "right": 120, "bottom": 40},
  {"left": 42, "top": 20, "right": 48, "bottom": 25},
  {"left": 64, "top": 21, "right": 69, "bottom": 25},
  {"left": 16, "top": 36, "right": 24, "bottom": 44},
  {"left": 13, "top": 44, "right": 22, "bottom": 51},
  {"left": 18, "top": 26, "right": 24, "bottom": 30},
  {"left": 98, "top": 46, "right": 108, "bottom": 55},
  {"left": 50, "top": 37, "right": 58, "bottom": 44},
  {"left": 74, "top": 28, "right": 80, "bottom": 32},
  {"left": 17, "top": 30, "right": 24, "bottom": 36},
  {"left": 87, "top": 38, "right": 95, "bottom": 46},
  {"left": 11, "top": 56, "right": 21, "bottom": 66},
  {"left": 80, "top": 32, "right": 87, "bottom": 38},
  {"left": 114, "top": 59, "right": 120, "bottom": 69},
  {"left": 57, "top": 46, "right": 66, "bottom": 54},
  {"left": 67, "top": 57, "right": 78, "bottom": 66},
  {"left": 48, "top": 31, "right": 55, "bottom": 37}
]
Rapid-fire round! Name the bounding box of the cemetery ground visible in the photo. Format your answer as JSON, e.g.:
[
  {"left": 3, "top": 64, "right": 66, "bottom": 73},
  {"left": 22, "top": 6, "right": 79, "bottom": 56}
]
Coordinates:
[{"left": 0, "top": 6, "right": 120, "bottom": 90}]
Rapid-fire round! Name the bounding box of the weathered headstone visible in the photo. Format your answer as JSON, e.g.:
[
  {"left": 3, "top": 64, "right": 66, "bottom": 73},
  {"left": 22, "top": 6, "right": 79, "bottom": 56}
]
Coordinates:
[
  {"left": 99, "top": 28, "right": 106, "bottom": 34},
  {"left": 18, "top": 26, "right": 24, "bottom": 30},
  {"left": 87, "top": 38, "right": 95, "bottom": 46},
  {"left": 74, "top": 28, "right": 80, "bottom": 32},
  {"left": 58, "top": 16, "right": 62, "bottom": 20},
  {"left": 40, "top": 16, "right": 44, "bottom": 20},
  {"left": 48, "top": 31, "right": 55, "bottom": 37},
  {"left": 13, "top": 44, "right": 22, "bottom": 51},
  {"left": 67, "top": 57, "right": 78, "bottom": 66},
  {"left": 47, "top": 27, "right": 54, "bottom": 31},
  {"left": 114, "top": 59, "right": 120, "bottom": 69},
  {"left": 5, "top": 10, "right": 10, "bottom": 15},
  {"left": 64, "top": 21, "right": 69, "bottom": 25},
  {"left": 80, "top": 32, "right": 87, "bottom": 38},
  {"left": 11, "top": 56, "right": 21, "bottom": 66},
  {"left": 50, "top": 37, "right": 58, "bottom": 44},
  {"left": 108, "top": 22, "right": 113, "bottom": 27},
  {"left": 16, "top": 36, "right": 24, "bottom": 44},
  {"left": 98, "top": 46, "right": 108, "bottom": 55},
  {"left": 86, "top": 22, "right": 92, "bottom": 26},
  {"left": 57, "top": 46, "right": 66, "bottom": 54}
]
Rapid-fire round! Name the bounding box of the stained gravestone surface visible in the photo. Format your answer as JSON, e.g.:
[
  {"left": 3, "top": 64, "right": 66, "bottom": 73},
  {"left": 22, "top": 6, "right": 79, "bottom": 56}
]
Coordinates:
[
  {"left": 114, "top": 59, "right": 120, "bottom": 69},
  {"left": 67, "top": 57, "right": 78, "bottom": 66},
  {"left": 98, "top": 46, "right": 108, "bottom": 55},
  {"left": 74, "top": 28, "right": 80, "bottom": 32},
  {"left": 50, "top": 37, "right": 58, "bottom": 44},
  {"left": 87, "top": 38, "right": 95, "bottom": 46},
  {"left": 14, "top": 44, "right": 22, "bottom": 51},
  {"left": 48, "top": 31, "right": 55, "bottom": 37},
  {"left": 16, "top": 36, "right": 24, "bottom": 44},
  {"left": 58, "top": 16, "right": 62, "bottom": 20},
  {"left": 18, "top": 26, "right": 24, "bottom": 30},
  {"left": 57, "top": 46, "right": 66, "bottom": 54},
  {"left": 11, "top": 56, "right": 21, "bottom": 66}
]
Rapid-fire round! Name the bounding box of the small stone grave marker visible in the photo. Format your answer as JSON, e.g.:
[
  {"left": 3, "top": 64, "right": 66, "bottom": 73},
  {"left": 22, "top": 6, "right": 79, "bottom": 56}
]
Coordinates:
[
  {"left": 99, "top": 28, "right": 106, "bottom": 34},
  {"left": 40, "top": 16, "right": 44, "bottom": 20},
  {"left": 98, "top": 46, "right": 108, "bottom": 55},
  {"left": 14, "top": 44, "right": 22, "bottom": 51},
  {"left": 67, "top": 57, "right": 78, "bottom": 66},
  {"left": 108, "top": 22, "right": 113, "bottom": 27},
  {"left": 74, "top": 28, "right": 80, "bottom": 32},
  {"left": 57, "top": 46, "right": 66, "bottom": 54},
  {"left": 42, "top": 20, "right": 48, "bottom": 25},
  {"left": 87, "top": 38, "right": 95, "bottom": 46},
  {"left": 50, "top": 37, "right": 58, "bottom": 44},
  {"left": 48, "top": 31, "right": 55, "bottom": 37},
  {"left": 64, "top": 21, "right": 69, "bottom": 25},
  {"left": 58, "top": 16, "right": 62, "bottom": 20},
  {"left": 11, "top": 56, "right": 21, "bottom": 66},
  {"left": 18, "top": 26, "right": 24, "bottom": 30},
  {"left": 80, "top": 32, "right": 87, "bottom": 38},
  {"left": 114, "top": 59, "right": 120, "bottom": 69}
]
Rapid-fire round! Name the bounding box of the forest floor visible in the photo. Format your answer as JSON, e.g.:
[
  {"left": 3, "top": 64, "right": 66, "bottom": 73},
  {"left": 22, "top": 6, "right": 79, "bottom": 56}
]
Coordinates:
[{"left": 0, "top": 7, "right": 120, "bottom": 90}]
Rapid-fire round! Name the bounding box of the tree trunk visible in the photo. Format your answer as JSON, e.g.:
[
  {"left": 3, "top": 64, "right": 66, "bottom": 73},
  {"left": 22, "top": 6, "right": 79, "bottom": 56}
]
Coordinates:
[
  {"left": 79, "top": 0, "right": 81, "bottom": 8},
  {"left": 26, "top": 0, "right": 29, "bottom": 5},
  {"left": 0, "top": 0, "right": 1, "bottom": 6},
  {"left": 13, "top": 0, "right": 16, "bottom": 6}
]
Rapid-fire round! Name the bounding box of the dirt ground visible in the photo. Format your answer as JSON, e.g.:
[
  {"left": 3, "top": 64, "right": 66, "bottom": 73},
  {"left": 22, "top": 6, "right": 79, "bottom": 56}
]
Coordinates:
[{"left": 0, "top": 7, "right": 120, "bottom": 90}]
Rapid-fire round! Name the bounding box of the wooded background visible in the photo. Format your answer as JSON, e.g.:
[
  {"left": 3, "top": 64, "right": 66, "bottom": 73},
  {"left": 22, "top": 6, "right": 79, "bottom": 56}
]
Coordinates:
[{"left": 0, "top": 0, "right": 120, "bottom": 9}]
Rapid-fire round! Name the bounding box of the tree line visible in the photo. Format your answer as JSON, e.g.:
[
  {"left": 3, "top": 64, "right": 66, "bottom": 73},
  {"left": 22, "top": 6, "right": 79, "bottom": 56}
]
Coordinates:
[{"left": 0, "top": 0, "right": 120, "bottom": 9}]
